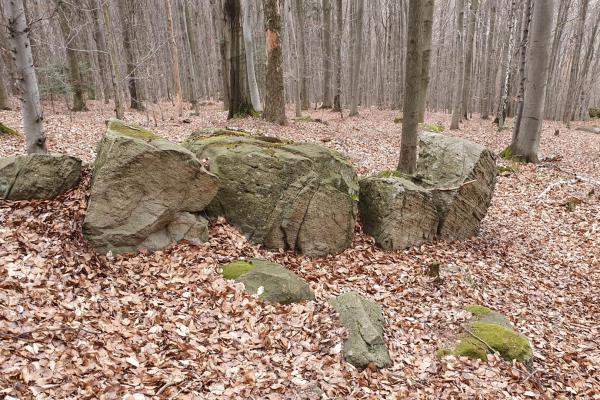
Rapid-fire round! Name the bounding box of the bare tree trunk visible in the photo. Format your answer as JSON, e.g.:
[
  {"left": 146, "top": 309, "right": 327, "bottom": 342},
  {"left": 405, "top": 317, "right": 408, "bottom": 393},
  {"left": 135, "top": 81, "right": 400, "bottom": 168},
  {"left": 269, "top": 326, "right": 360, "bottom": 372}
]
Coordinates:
[
  {"left": 102, "top": 0, "right": 124, "bottom": 119},
  {"left": 183, "top": 0, "right": 200, "bottom": 114},
  {"left": 292, "top": 0, "right": 309, "bottom": 109},
  {"left": 321, "top": 0, "right": 332, "bottom": 108},
  {"left": 481, "top": 0, "right": 496, "bottom": 119},
  {"left": 118, "top": 0, "right": 144, "bottom": 111},
  {"left": 349, "top": 0, "right": 364, "bottom": 117},
  {"left": 332, "top": 0, "right": 342, "bottom": 112},
  {"left": 563, "top": 0, "right": 588, "bottom": 124},
  {"left": 241, "top": 0, "right": 262, "bottom": 112},
  {"left": 450, "top": 0, "right": 465, "bottom": 130},
  {"left": 417, "top": 0, "right": 434, "bottom": 122},
  {"left": 496, "top": 0, "right": 517, "bottom": 127},
  {"left": 461, "top": 0, "right": 479, "bottom": 120},
  {"left": 398, "top": 0, "right": 423, "bottom": 174},
  {"left": 545, "top": 0, "right": 570, "bottom": 119},
  {"left": 213, "top": 0, "right": 230, "bottom": 109},
  {"left": 0, "top": 57, "right": 10, "bottom": 109},
  {"left": 7, "top": 0, "right": 46, "bottom": 154},
  {"left": 165, "top": 0, "right": 183, "bottom": 117},
  {"left": 512, "top": 0, "right": 554, "bottom": 163},
  {"left": 512, "top": 0, "right": 532, "bottom": 142},
  {"left": 574, "top": 12, "right": 600, "bottom": 120},
  {"left": 89, "top": 0, "right": 111, "bottom": 104},
  {"left": 263, "top": 0, "right": 286, "bottom": 124},
  {"left": 56, "top": 0, "right": 87, "bottom": 111}
]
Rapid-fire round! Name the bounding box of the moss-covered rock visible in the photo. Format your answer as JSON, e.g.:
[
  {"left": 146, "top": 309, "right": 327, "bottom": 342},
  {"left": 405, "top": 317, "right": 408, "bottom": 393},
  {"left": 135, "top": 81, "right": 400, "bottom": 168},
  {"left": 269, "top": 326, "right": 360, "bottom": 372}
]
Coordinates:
[
  {"left": 223, "top": 259, "right": 314, "bottom": 304},
  {"left": 439, "top": 306, "right": 533, "bottom": 364},
  {"left": 0, "top": 154, "right": 81, "bottom": 200},
  {"left": 184, "top": 131, "right": 359, "bottom": 256},
  {"left": 418, "top": 122, "right": 446, "bottom": 133},
  {"left": 0, "top": 122, "right": 19, "bottom": 136},
  {"left": 83, "top": 119, "right": 218, "bottom": 254}
]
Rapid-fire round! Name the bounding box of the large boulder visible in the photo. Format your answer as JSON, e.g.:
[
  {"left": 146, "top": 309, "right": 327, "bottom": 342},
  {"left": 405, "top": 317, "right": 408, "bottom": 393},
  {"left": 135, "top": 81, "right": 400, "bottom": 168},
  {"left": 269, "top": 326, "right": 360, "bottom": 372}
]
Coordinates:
[
  {"left": 221, "top": 259, "right": 315, "bottom": 304},
  {"left": 438, "top": 305, "right": 533, "bottom": 364},
  {"left": 359, "top": 132, "right": 496, "bottom": 250},
  {"left": 330, "top": 292, "right": 392, "bottom": 369},
  {"left": 184, "top": 130, "right": 359, "bottom": 256},
  {"left": 83, "top": 119, "right": 218, "bottom": 254},
  {"left": 0, "top": 154, "right": 81, "bottom": 200}
]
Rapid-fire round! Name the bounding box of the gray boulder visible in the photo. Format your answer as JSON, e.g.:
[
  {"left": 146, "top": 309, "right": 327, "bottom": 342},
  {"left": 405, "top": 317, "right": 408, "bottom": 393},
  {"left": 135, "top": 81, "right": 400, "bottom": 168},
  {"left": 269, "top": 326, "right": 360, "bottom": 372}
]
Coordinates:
[
  {"left": 359, "top": 132, "right": 496, "bottom": 249},
  {"left": 184, "top": 131, "right": 359, "bottom": 256},
  {"left": 576, "top": 126, "right": 600, "bottom": 134},
  {"left": 83, "top": 119, "right": 218, "bottom": 254},
  {"left": 330, "top": 292, "right": 392, "bottom": 369},
  {"left": 0, "top": 154, "right": 81, "bottom": 200},
  {"left": 222, "top": 259, "right": 315, "bottom": 304}
]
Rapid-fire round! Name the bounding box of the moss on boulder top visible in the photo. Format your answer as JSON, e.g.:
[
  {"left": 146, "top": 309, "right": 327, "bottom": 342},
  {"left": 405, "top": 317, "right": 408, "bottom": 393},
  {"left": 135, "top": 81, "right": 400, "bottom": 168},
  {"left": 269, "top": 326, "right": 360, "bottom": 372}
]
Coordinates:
[
  {"left": 439, "top": 305, "right": 532, "bottom": 364},
  {"left": 107, "top": 118, "right": 160, "bottom": 141},
  {"left": 222, "top": 260, "right": 257, "bottom": 280}
]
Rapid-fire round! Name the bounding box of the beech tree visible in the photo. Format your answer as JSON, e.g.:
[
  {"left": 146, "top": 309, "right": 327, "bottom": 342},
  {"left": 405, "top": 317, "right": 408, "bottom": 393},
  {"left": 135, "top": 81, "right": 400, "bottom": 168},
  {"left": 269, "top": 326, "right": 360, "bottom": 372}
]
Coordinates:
[
  {"left": 6, "top": 0, "right": 46, "bottom": 153},
  {"left": 450, "top": 0, "right": 465, "bottom": 130},
  {"left": 263, "top": 0, "right": 286, "bottom": 125},
  {"left": 321, "top": 0, "right": 333, "bottom": 108}
]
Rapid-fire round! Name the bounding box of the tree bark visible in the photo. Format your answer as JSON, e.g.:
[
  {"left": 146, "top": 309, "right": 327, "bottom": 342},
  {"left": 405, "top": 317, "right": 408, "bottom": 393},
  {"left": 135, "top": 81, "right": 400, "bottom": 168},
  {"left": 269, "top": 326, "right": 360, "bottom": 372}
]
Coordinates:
[
  {"left": 56, "top": 0, "right": 87, "bottom": 111},
  {"left": 332, "top": 0, "right": 342, "bottom": 112},
  {"left": 213, "top": 0, "right": 230, "bottom": 109},
  {"left": 118, "top": 0, "right": 144, "bottom": 110},
  {"left": 496, "top": 0, "right": 517, "bottom": 127},
  {"left": 89, "top": 0, "right": 111, "bottom": 104},
  {"left": 398, "top": 0, "right": 423, "bottom": 174},
  {"left": 511, "top": 0, "right": 554, "bottom": 163},
  {"left": 183, "top": 0, "right": 200, "bottom": 114},
  {"left": 7, "top": 0, "right": 46, "bottom": 154},
  {"left": 512, "top": 0, "right": 533, "bottom": 143},
  {"left": 263, "top": 0, "right": 286, "bottom": 124},
  {"left": 417, "top": 0, "right": 434, "bottom": 123},
  {"left": 0, "top": 57, "right": 10, "bottom": 109},
  {"left": 292, "top": 0, "right": 309, "bottom": 109},
  {"left": 102, "top": 0, "right": 124, "bottom": 119},
  {"left": 241, "top": 0, "right": 263, "bottom": 112},
  {"left": 321, "top": 0, "right": 332, "bottom": 108},
  {"left": 349, "top": 0, "right": 364, "bottom": 117},
  {"left": 164, "top": 0, "right": 183, "bottom": 116},
  {"left": 481, "top": 0, "right": 496, "bottom": 119},
  {"left": 450, "top": 0, "right": 465, "bottom": 130},
  {"left": 461, "top": 0, "right": 479, "bottom": 120},
  {"left": 563, "top": 0, "right": 588, "bottom": 124}
]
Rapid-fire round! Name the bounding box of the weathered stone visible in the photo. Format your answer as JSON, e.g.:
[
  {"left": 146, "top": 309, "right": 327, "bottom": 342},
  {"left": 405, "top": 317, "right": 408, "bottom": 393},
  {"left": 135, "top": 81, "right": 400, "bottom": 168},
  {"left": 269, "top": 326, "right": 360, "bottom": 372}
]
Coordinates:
[
  {"left": 439, "top": 305, "right": 533, "bottom": 364},
  {"left": 0, "top": 154, "right": 81, "bottom": 200},
  {"left": 83, "top": 119, "right": 218, "bottom": 254},
  {"left": 184, "top": 132, "right": 359, "bottom": 256},
  {"left": 222, "top": 259, "right": 315, "bottom": 304},
  {"left": 359, "top": 132, "right": 496, "bottom": 249},
  {"left": 576, "top": 126, "right": 600, "bottom": 134},
  {"left": 330, "top": 292, "right": 392, "bottom": 369},
  {"left": 359, "top": 175, "right": 438, "bottom": 250}
]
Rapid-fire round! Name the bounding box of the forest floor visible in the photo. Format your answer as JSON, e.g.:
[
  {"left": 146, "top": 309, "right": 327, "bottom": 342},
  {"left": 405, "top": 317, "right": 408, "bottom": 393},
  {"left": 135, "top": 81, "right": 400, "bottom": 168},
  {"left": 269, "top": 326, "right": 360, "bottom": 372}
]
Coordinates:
[{"left": 1, "top": 100, "right": 599, "bottom": 399}]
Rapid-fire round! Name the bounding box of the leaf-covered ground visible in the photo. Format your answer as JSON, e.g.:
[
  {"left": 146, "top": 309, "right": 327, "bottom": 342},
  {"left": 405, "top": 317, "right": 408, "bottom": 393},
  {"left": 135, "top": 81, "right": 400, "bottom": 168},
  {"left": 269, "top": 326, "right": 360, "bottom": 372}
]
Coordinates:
[{"left": 1, "top": 101, "right": 599, "bottom": 399}]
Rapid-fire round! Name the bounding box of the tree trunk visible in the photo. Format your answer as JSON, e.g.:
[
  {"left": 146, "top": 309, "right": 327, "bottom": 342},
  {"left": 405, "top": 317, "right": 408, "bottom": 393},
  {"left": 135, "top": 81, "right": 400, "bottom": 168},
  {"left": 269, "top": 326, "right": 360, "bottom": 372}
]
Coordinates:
[
  {"left": 292, "top": 0, "right": 309, "bottom": 109},
  {"left": 332, "top": 0, "right": 342, "bottom": 112},
  {"left": 102, "top": 0, "right": 124, "bottom": 119},
  {"left": 417, "top": 0, "right": 434, "bottom": 122},
  {"left": 7, "top": 0, "right": 46, "bottom": 154},
  {"left": 89, "top": 0, "right": 111, "bottom": 104},
  {"left": 56, "top": 0, "right": 87, "bottom": 111},
  {"left": 223, "top": 0, "right": 254, "bottom": 118},
  {"left": 263, "top": 0, "right": 286, "bottom": 124},
  {"left": 511, "top": 0, "right": 554, "bottom": 163},
  {"left": 450, "top": 0, "right": 465, "bottom": 130},
  {"left": 562, "top": 0, "right": 588, "bottom": 124},
  {"left": 321, "top": 0, "right": 333, "bottom": 108},
  {"left": 349, "top": 0, "right": 364, "bottom": 117},
  {"left": 481, "top": 0, "right": 496, "bottom": 119},
  {"left": 0, "top": 57, "right": 10, "bottom": 109},
  {"left": 213, "top": 0, "right": 230, "bottom": 109},
  {"left": 512, "top": 0, "right": 533, "bottom": 143},
  {"left": 241, "top": 0, "right": 263, "bottom": 112},
  {"left": 165, "top": 0, "right": 183, "bottom": 117},
  {"left": 461, "top": 0, "right": 479, "bottom": 120},
  {"left": 496, "top": 0, "right": 517, "bottom": 127},
  {"left": 397, "top": 0, "right": 423, "bottom": 174},
  {"left": 183, "top": 0, "right": 200, "bottom": 114},
  {"left": 545, "top": 0, "right": 570, "bottom": 119},
  {"left": 118, "top": 0, "right": 144, "bottom": 111}
]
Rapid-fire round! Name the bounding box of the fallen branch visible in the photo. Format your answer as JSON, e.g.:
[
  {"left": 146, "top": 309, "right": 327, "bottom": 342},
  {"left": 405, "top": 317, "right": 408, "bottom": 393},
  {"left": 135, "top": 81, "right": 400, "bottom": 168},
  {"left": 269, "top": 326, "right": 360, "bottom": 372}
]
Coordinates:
[
  {"left": 537, "top": 178, "right": 581, "bottom": 200},
  {"left": 433, "top": 179, "right": 477, "bottom": 192}
]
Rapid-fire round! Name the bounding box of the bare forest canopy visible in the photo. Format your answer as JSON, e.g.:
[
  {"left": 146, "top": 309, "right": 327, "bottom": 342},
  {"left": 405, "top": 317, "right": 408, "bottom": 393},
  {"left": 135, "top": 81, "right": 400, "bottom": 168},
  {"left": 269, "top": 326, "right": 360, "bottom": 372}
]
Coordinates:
[{"left": 0, "top": 0, "right": 599, "bottom": 123}]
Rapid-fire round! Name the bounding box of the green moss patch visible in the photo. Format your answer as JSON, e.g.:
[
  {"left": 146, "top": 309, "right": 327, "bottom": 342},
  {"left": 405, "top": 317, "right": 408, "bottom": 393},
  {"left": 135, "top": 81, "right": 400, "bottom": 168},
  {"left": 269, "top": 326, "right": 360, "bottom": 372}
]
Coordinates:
[
  {"left": 107, "top": 119, "right": 160, "bottom": 141},
  {"left": 0, "top": 122, "right": 19, "bottom": 136},
  {"left": 497, "top": 164, "right": 519, "bottom": 174},
  {"left": 419, "top": 123, "right": 446, "bottom": 133},
  {"left": 465, "top": 305, "right": 492, "bottom": 316},
  {"left": 222, "top": 260, "right": 257, "bottom": 280},
  {"left": 376, "top": 170, "right": 404, "bottom": 179},
  {"left": 393, "top": 116, "right": 402, "bottom": 124},
  {"left": 499, "top": 146, "right": 525, "bottom": 163}
]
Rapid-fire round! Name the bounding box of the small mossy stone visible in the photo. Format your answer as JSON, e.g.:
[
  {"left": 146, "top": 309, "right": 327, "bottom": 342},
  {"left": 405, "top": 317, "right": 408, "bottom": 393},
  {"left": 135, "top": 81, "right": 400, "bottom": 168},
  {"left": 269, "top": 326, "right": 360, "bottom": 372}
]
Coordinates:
[
  {"left": 0, "top": 122, "right": 18, "bottom": 136},
  {"left": 460, "top": 322, "right": 532, "bottom": 362},
  {"left": 222, "top": 261, "right": 257, "bottom": 280},
  {"left": 107, "top": 118, "right": 160, "bottom": 141},
  {"left": 465, "top": 305, "right": 492, "bottom": 316}
]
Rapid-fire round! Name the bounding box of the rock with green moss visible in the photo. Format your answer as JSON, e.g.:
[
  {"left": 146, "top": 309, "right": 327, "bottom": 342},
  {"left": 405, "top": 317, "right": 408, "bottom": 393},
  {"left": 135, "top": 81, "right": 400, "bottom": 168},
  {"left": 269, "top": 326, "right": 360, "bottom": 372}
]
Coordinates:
[
  {"left": 0, "top": 154, "right": 81, "bottom": 200},
  {"left": 0, "top": 122, "right": 19, "bottom": 136},
  {"left": 184, "top": 132, "right": 359, "bottom": 256},
  {"left": 222, "top": 259, "right": 314, "bottom": 304},
  {"left": 83, "top": 119, "right": 218, "bottom": 254},
  {"left": 330, "top": 292, "right": 392, "bottom": 369},
  {"left": 359, "top": 132, "right": 496, "bottom": 250},
  {"left": 440, "top": 305, "right": 532, "bottom": 364}
]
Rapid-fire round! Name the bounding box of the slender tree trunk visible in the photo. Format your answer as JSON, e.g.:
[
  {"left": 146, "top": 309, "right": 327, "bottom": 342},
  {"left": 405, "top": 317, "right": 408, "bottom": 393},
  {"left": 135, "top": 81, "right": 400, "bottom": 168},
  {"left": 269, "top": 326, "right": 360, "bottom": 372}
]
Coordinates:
[
  {"left": 321, "top": 0, "right": 332, "bottom": 108},
  {"left": 165, "top": 0, "right": 183, "bottom": 116},
  {"left": 563, "top": 0, "right": 588, "bottom": 124},
  {"left": 512, "top": 0, "right": 533, "bottom": 142},
  {"left": 292, "top": 0, "right": 309, "bottom": 109},
  {"left": 102, "top": 0, "right": 124, "bottom": 119},
  {"left": 240, "top": 0, "right": 263, "bottom": 112},
  {"left": 574, "top": 12, "right": 600, "bottom": 120},
  {"left": 118, "top": 0, "right": 144, "bottom": 111},
  {"left": 89, "top": 0, "right": 111, "bottom": 104},
  {"left": 461, "top": 0, "right": 478, "bottom": 119},
  {"left": 0, "top": 57, "right": 10, "bottom": 109},
  {"left": 450, "top": 0, "right": 465, "bottom": 130},
  {"left": 7, "top": 0, "right": 46, "bottom": 154},
  {"left": 183, "top": 0, "right": 200, "bottom": 114},
  {"left": 213, "top": 0, "right": 230, "bottom": 109},
  {"left": 56, "top": 0, "right": 87, "bottom": 111},
  {"left": 496, "top": 0, "right": 517, "bottom": 127},
  {"left": 332, "top": 0, "right": 342, "bottom": 112},
  {"left": 263, "top": 0, "right": 286, "bottom": 124},
  {"left": 349, "top": 0, "right": 364, "bottom": 116},
  {"left": 481, "top": 0, "right": 496, "bottom": 119},
  {"left": 512, "top": 0, "right": 554, "bottom": 163},
  {"left": 417, "top": 0, "right": 434, "bottom": 122},
  {"left": 398, "top": 0, "right": 423, "bottom": 174}
]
